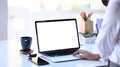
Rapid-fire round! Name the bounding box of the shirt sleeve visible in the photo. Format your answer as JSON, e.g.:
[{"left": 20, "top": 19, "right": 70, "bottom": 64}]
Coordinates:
[{"left": 95, "top": 0, "right": 120, "bottom": 60}]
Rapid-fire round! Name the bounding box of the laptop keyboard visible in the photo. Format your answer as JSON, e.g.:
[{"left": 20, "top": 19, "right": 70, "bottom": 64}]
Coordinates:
[{"left": 43, "top": 51, "right": 74, "bottom": 57}]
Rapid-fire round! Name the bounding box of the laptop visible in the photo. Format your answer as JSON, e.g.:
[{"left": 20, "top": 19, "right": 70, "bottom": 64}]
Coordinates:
[{"left": 35, "top": 18, "right": 80, "bottom": 62}]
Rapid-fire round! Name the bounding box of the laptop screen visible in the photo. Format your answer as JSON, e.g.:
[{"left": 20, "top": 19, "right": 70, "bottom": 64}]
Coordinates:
[{"left": 35, "top": 19, "right": 80, "bottom": 53}]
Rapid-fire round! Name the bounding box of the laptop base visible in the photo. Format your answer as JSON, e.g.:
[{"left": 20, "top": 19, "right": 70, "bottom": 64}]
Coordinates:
[{"left": 41, "top": 54, "right": 80, "bottom": 63}]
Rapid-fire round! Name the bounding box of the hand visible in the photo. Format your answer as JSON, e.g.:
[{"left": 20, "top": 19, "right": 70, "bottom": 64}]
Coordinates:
[{"left": 73, "top": 50, "right": 100, "bottom": 60}]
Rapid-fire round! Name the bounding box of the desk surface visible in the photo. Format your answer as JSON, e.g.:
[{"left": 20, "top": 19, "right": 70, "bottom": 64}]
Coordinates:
[{"left": 0, "top": 40, "right": 107, "bottom": 67}]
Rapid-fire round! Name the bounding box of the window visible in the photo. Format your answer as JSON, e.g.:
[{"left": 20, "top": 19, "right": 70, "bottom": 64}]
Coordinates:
[{"left": 8, "top": 0, "right": 105, "bottom": 40}]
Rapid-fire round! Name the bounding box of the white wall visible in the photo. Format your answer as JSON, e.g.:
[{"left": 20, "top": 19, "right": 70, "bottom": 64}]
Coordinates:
[{"left": 0, "top": 0, "right": 8, "bottom": 40}]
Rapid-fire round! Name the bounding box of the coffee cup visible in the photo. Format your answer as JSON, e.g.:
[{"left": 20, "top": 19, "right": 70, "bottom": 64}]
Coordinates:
[{"left": 20, "top": 36, "right": 32, "bottom": 51}]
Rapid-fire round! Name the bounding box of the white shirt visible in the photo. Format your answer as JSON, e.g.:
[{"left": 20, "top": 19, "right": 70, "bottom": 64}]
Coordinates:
[{"left": 95, "top": 0, "right": 120, "bottom": 65}]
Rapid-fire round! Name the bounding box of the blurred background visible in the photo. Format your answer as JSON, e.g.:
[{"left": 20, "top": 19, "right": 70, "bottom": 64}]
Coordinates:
[{"left": 1, "top": 0, "right": 106, "bottom": 41}]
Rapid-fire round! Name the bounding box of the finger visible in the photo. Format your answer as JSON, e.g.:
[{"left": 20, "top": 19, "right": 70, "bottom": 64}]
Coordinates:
[
  {"left": 73, "top": 50, "right": 80, "bottom": 55},
  {"left": 73, "top": 50, "right": 84, "bottom": 55},
  {"left": 74, "top": 54, "right": 81, "bottom": 58},
  {"left": 77, "top": 50, "right": 86, "bottom": 54},
  {"left": 74, "top": 53, "right": 86, "bottom": 59},
  {"left": 79, "top": 54, "right": 86, "bottom": 59},
  {"left": 73, "top": 50, "right": 88, "bottom": 58},
  {"left": 75, "top": 49, "right": 85, "bottom": 53}
]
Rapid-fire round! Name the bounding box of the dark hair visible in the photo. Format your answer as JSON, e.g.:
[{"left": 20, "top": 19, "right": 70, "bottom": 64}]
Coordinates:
[{"left": 101, "top": 0, "right": 109, "bottom": 6}]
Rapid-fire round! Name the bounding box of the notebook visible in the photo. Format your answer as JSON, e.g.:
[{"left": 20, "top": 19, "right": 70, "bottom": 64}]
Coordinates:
[{"left": 35, "top": 18, "right": 80, "bottom": 62}]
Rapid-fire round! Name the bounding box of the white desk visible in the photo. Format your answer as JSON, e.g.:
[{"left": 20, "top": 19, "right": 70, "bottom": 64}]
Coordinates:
[{"left": 0, "top": 40, "right": 107, "bottom": 67}]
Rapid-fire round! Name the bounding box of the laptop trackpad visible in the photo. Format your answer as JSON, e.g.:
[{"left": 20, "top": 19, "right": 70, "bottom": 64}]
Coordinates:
[{"left": 41, "top": 54, "right": 80, "bottom": 63}]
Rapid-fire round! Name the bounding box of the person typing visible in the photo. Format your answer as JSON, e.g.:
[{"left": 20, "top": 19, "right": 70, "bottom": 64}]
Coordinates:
[{"left": 73, "top": 0, "right": 120, "bottom": 67}]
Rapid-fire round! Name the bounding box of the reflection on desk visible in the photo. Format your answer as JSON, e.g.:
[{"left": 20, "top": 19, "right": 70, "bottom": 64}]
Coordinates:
[{"left": 0, "top": 40, "right": 107, "bottom": 67}]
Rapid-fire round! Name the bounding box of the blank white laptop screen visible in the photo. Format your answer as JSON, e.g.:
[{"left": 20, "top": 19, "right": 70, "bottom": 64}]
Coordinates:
[{"left": 35, "top": 19, "right": 80, "bottom": 52}]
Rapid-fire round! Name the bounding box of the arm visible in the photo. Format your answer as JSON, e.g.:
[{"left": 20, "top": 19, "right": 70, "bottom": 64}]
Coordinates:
[
  {"left": 73, "top": 0, "right": 120, "bottom": 60},
  {"left": 95, "top": 0, "right": 120, "bottom": 60}
]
